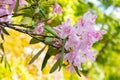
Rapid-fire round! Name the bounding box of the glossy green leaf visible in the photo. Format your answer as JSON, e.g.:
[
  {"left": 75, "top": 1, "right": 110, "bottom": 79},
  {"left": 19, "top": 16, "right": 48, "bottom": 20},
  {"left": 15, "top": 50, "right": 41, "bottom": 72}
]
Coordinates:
[
  {"left": 4, "top": 58, "right": 11, "bottom": 72},
  {"left": 45, "top": 37, "right": 53, "bottom": 43},
  {"left": 29, "top": 37, "right": 44, "bottom": 44},
  {"left": 0, "top": 34, "right": 4, "bottom": 40},
  {"left": 39, "top": 8, "right": 46, "bottom": 17},
  {"left": 29, "top": 45, "right": 46, "bottom": 64},
  {"left": 0, "top": 43, "right": 4, "bottom": 52},
  {"left": 0, "top": 55, "right": 3, "bottom": 63},
  {"left": 59, "top": 39, "right": 66, "bottom": 71},
  {"left": 74, "top": 66, "right": 81, "bottom": 77},
  {"left": 2, "top": 28, "right": 9, "bottom": 35},
  {"left": 41, "top": 54, "right": 50, "bottom": 70},
  {"left": 4, "top": 57, "right": 7, "bottom": 68},
  {"left": 44, "top": 26, "right": 58, "bottom": 37},
  {"left": 47, "top": 46, "right": 59, "bottom": 56},
  {"left": 50, "top": 59, "right": 60, "bottom": 73}
]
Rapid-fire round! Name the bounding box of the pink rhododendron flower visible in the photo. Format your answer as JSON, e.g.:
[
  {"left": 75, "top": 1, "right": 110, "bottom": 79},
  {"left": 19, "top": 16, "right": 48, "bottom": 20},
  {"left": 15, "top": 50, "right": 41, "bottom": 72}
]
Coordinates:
[
  {"left": 0, "top": 6, "right": 10, "bottom": 22},
  {"left": 84, "top": 49, "right": 97, "bottom": 62},
  {"left": 54, "top": 19, "right": 72, "bottom": 39},
  {"left": 53, "top": 38, "right": 62, "bottom": 48},
  {"left": 19, "top": 0, "right": 27, "bottom": 6},
  {"left": 8, "top": 0, "right": 27, "bottom": 13},
  {"left": 0, "top": 0, "right": 27, "bottom": 5},
  {"left": 0, "top": 0, "right": 15, "bottom": 5},
  {"left": 80, "top": 11, "right": 97, "bottom": 27},
  {"left": 52, "top": 3, "right": 63, "bottom": 14},
  {"left": 34, "top": 22, "right": 44, "bottom": 34},
  {"left": 0, "top": 0, "right": 27, "bottom": 22},
  {"left": 0, "top": 0, "right": 27, "bottom": 13},
  {"left": 54, "top": 11, "right": 106, "bottom": 71},
  {"left": 65, "top": 33, "right": 80, "bottom": 51}
]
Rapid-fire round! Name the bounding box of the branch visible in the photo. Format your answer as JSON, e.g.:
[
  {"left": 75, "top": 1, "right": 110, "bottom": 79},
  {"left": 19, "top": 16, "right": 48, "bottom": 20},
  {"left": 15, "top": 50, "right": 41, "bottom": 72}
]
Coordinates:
[
  {"left": 0, "top": 22, "right": 59, "bottom": 49},
  {"left": 0, "top": 14, "right": 9, "bottom": 18},
  {"left": 9, "top": 23, "right": 32, "bottom": 28},
  {"left": 4, "top": 22, "right": 44, "bottom": 41},
  {"left": 0, "top": 22, "right": 54, "bottom": 37}
]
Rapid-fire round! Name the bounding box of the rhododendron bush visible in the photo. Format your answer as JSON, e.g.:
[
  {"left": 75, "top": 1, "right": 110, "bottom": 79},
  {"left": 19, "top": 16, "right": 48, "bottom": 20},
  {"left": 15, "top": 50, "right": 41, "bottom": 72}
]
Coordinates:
[{"left": 0, "top": 0, "right": 106, "bottom": 76}]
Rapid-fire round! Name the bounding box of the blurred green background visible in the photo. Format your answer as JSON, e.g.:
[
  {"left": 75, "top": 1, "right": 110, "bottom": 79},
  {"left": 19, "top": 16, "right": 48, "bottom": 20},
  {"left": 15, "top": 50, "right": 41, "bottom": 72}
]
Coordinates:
[{"left": 0, "top": 0, "right": 120, "bottom": 80}]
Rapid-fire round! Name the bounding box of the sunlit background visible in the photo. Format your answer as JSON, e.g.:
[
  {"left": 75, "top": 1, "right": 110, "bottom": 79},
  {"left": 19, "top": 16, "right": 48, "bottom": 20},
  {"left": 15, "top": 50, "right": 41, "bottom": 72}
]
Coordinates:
[{"left": 0, "top": 0, "right": 120, "bottom": 80}]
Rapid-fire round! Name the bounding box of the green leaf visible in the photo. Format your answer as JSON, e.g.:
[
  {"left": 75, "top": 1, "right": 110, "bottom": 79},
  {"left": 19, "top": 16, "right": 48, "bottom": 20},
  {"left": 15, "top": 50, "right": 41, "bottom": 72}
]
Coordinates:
[
  {"left": 4, "top": 57, "right": 7, "bottom": 68},
  {"left": 39, "top": 8, "right": 46, "bottom": 17},
  {"left": 41, "top": 54, "right": 50, "bottom": 70},
  {"left": 2, "top": 28, "right": 9, "bottom": 35},
  {"left": 47, "top": 46, "right": 59, "bottom": 56},
  {"left": 14, "top": 0, "right": 19, "bottom": 13},
  {"left": 0, "top": 43, "right": 4, "bottom": 52},
  {"left": 7, "top": 61, "right": 11, "bottom": 72},
  {"left": 4, "top": 58, "right": 11, "bottom": 72},
  {"left": 59, "top": 39, "right": 66, "bottom": 71},
  {"left": 0, "top": 34, "right": 4, "bottom": 40},
  {"left": 45, "top": 37, "right": 53, "bottom": 43},
  {"left": 50, "top": 59, "right": 60, "bottom": 73},
  {"left": 0, "top": 55, "right": 3, "bottom": 63},
  {"left": 29, "top": 37, "right": 44, "bottom": 44},
  {"left": 44, "top": 26, "right": 58, "bottom": 37},
  {"left": 29, "top": 45, "right": 46, "bottom": 64},
  {"left": 74, "top": 66, "right": 81, "bottom": 77}
]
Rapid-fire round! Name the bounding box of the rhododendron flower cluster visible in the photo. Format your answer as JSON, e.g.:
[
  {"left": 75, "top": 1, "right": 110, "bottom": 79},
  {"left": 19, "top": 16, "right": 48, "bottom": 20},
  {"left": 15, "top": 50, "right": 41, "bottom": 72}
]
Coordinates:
[
  {"left": 54, "top": 11, "right": 106, "bottom": 72},
  {"left": 0, "top": 0, "right": 106, "bottom": 75}
]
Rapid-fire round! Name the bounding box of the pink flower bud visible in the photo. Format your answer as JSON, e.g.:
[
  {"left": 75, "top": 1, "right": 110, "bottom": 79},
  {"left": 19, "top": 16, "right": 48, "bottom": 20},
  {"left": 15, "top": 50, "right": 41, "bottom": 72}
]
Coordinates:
[{"left": 52, "top": 3, "right": 63, "bottom": 14}]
